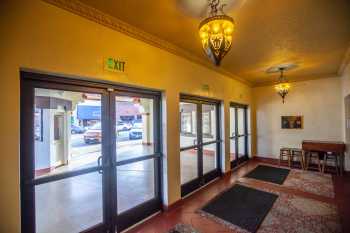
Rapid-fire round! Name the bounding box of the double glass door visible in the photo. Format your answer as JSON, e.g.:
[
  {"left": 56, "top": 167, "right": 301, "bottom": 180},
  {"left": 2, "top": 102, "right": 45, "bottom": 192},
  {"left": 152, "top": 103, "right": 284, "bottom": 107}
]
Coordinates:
[
  {"left": 179, "top": 95, "right": 221, "bottom": 196},
  {"left": 21, "top": 72, "right": 161, "bottom": 233},
  {"left": 230, "top": 103, "right": 249, "bottom": 168}
]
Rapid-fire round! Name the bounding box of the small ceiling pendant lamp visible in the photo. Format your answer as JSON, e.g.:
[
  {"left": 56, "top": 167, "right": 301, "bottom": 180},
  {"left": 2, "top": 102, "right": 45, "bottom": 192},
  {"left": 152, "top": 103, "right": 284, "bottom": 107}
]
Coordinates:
[
  {"left": 199, "top": 0, "right": 235, "bottom": 66},
  {"left": 274, "top": 67, "right": 291, "bottom": 104}
]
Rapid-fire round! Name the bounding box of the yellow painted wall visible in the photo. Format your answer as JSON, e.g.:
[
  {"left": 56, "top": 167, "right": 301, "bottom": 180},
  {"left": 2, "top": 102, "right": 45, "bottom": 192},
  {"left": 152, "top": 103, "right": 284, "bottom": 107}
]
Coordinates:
[{"left": 0, "top": 1, "right": 253, "bottom": 232}]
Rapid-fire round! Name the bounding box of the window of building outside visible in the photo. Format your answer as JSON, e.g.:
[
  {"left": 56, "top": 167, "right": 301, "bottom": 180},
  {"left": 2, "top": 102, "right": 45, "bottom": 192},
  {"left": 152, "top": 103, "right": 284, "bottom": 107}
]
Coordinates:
[
  {"left": 34, "top": 108, "right": 43, "bottom": 141},
  {"left": 202, "top": 111, "right": 212, "bottom": 137},
  {"left": 180, "top": 111, "right": 212, "bottom": 138},
  {"left": 180, "top": 112, "right": 193, "bottom": 134}
]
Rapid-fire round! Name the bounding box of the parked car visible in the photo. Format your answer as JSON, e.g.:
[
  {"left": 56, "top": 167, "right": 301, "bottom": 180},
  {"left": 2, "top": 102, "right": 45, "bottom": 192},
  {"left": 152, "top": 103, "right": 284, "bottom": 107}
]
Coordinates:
[
  {"left": 71, "top": 125, "right": 86, "bottom": 134},
  {"left": 116, "top": 121, "right": 132, "bottom": 131},
  {"left": 83, "top": 123, "right": 101, "bottom": 144},
  {"left": 132, "top": 120, "right": 143, "bottom": 129},
  {"left": 129, "top": 128, "right": 143, "bottom": 140}
]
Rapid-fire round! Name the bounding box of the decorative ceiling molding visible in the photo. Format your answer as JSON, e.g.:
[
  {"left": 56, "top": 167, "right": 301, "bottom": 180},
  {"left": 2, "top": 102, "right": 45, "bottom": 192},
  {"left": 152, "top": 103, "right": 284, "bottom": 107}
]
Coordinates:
[
  {"left": 338, "top": 44, "right": 350, "bottom": 76},
  {"left": 42, "top": 0, "right": 251, "bottom": 86}
]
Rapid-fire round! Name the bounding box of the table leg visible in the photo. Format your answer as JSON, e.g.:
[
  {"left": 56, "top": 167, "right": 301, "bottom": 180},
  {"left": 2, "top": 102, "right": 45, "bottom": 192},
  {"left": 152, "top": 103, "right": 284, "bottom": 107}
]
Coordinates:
[
  {"left": 322, "top": 154, "right": 327, "bottom": 173},
  {"left": 340, "top": 153, "right": 344, "bottom": 176},
  {"left": 301, "top": 151, "right": 305, "bottom": 170}
]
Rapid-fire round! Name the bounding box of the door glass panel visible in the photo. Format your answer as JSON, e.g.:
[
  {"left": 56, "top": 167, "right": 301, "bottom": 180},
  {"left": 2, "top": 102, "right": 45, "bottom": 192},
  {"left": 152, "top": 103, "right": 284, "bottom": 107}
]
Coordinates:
[
  {"left": 238, "top": 136, "right": 246, "bottom": 158},
  {"left": 115, "top": 96, "right": 154, "bottom": 161},
  {"left": 203, "top": 143, "right": 217, "bottom": 174},
  {"left": 230, "top": 139, "right": 236, "bottom": 162},
  {"left": 248, "top": 135, "right": 251, "bottom": 157},
  {"left": 247, "top": 108, "right": 251, "bottom": 157},
  {"left": 180, "top": 102, "right": 197, "bottom": 147},
  {"left": 35, "top": 172, "right": 103, "bottom": 233},
  {"left": 180, "top": 149, "right": 198, "bottom": 184},
  {"left": 117, "top": 159, "right": 155, "bottom": 213},
  {"left": 230, "top": 107, "right": 236, "bottom": 137},
  {"left": 34, "top": 88, "right": 102, "bottom": 178},
  {"left": 230, "top": 107, "right": 236, "bottom": 162},
  {"left": 202, "top": 104, "right": 217, "bottom": 143},
  {"left": 237, "top": 108, "right": 245, "bottom": 135}
]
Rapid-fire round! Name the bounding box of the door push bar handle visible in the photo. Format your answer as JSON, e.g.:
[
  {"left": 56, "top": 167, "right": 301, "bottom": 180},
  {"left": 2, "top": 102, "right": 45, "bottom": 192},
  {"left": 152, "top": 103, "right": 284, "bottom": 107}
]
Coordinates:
[
  {"left": 193, "top": 139, "right": 198, "bottom": 150},
  {"left": 97, "top": 156, "right": 103, "bottom": 174},
  {"left": 193, "top": 139, "right": 204, "bottom": 150}
]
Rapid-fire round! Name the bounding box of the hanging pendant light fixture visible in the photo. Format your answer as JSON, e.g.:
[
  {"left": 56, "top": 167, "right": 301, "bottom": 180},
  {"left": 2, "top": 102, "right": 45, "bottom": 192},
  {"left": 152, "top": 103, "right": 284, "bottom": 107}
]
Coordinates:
[
  {"left": 199, "top": 0, "right": 235, "bottom": 66},
  {"left": 274, "top": 67, "right": 291, "bottom": 104}
]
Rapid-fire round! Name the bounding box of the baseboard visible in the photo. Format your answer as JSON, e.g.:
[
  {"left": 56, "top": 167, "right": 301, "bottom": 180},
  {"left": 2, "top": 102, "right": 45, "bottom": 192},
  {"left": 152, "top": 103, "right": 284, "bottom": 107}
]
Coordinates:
[
  {"left": 162, "top": 199, "right": 183, "bottom": 211},
  {"left": 222, "top": 170, "right": 232, "bottom": 178},
  {"left": 253, "top": 155, "right": 350, "bottom": 174},
  {"left": 252, "top": 156, "right": 279, "bottom": 165}
]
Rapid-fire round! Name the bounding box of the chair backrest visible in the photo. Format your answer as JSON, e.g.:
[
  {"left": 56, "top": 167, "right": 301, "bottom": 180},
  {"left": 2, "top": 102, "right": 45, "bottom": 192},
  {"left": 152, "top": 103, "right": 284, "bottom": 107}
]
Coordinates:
[
  {"left": 291, "top": 149, "right": 302, "bottom": 156},
  {"left": 280, "top": 148, "right": 291, "bottom": 155}
]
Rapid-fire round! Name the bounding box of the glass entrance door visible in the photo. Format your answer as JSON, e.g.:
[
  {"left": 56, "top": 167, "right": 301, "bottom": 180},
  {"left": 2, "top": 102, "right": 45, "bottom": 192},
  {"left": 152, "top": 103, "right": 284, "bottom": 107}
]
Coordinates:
[
  {"left": 21, "top": 82, "right": 108, "bottom": 233},
  {"left": 21, "top": 72, "right": 162, "bottom": 233},
  {"left": 111, "top": 92, "right": 161, "bottom": 232},
  {"left": 230, "top": 103, "right": 249, "bottom": 168},
  {"left": 180, "top": 96, "right": 221, "bottom": 197}
]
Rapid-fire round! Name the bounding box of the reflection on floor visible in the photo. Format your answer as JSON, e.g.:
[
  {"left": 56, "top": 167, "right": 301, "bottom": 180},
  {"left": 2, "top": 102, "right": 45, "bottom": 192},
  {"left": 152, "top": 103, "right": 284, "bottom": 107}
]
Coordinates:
[
  {"left": 35, "top": 172, "right": 103, "bottom": 233},
  {"left": 180, "top": 148, "right": 217, "bottom": 184},
  {"left": 35, "top": 142, "right": 155, "bottom": 233},
  {"left": 117, "top": 159, "right": 155, "bottom": 213}
]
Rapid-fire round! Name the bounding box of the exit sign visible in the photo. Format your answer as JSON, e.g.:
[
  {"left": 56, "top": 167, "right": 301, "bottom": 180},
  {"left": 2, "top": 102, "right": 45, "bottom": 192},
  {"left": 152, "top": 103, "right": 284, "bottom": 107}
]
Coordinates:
[{"left": 105, "top": 57, "right": 126, "bottom": 73}]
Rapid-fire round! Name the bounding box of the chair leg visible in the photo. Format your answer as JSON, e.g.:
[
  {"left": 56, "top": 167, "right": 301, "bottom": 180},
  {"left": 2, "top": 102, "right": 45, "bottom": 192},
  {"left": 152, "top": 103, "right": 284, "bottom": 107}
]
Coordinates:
[
  {"left": 301, "top": 155, "right": 305, "bottom": 170},
  {"left": 317, "top": 155, "right": 322, "bottom": 172},
  {"left": 340, "top": 154, "right": 344, "bottom": 176},
  {"left": 288, "top": 155, "right": 293, "bottom": 167},
  {"left": 322, "top": 154, "right": 327, "bottom": 173},
  {"left": 335, "top": 155, "right": 339, "bottom": 175},
  {"left": 306, "top": 153, "right": 311, "bottom": 170},
  {"left": 279, "top": 153, "right": 281, "bottom": 166}
]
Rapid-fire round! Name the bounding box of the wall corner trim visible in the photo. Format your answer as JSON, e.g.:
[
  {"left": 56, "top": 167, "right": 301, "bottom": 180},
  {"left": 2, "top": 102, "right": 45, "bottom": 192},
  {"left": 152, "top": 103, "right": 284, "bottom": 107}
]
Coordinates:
[{"left": 338, "top": 44, "right": 350, "bottom": 76}]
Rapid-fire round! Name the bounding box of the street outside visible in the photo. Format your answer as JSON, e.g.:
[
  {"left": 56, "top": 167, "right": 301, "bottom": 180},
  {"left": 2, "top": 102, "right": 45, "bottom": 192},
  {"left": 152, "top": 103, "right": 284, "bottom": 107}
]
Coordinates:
[
  {"left": 70, "top": 130, "right": 130, "bottom": 157},
  {"left": 51, "top": 130, "right": 147, "bottom": 174}
]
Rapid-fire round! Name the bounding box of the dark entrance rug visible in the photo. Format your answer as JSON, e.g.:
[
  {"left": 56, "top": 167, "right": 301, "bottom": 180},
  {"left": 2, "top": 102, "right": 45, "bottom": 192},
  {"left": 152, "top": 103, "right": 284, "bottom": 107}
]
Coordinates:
[
  {"left": 245, "top": 165, "right": 290, "bottom": 185},
  {"left": 200, "top": 184, "right": 278, "bottom": 233},
  {"left": 168, "top": 224, "right": 200, "bottom": 233}
]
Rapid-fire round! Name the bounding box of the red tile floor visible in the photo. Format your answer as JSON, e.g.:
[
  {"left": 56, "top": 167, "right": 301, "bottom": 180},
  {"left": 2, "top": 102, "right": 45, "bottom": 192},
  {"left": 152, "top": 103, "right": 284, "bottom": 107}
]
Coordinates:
[{"left": 125, "top": 159, "right": 350, "bottom": 233}]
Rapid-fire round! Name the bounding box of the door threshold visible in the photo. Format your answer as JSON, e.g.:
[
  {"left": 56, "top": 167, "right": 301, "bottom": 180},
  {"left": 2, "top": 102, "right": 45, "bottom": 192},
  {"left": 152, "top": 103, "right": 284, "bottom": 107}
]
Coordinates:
[
  {"left": 120, "top": 211, "right": 161, "bottom": 233},
  {"left": 231, "top": 159, "right": 249, "bottom": 171},
  {"left": 182, "top": 177, "right": 220, "bottom": 200}
]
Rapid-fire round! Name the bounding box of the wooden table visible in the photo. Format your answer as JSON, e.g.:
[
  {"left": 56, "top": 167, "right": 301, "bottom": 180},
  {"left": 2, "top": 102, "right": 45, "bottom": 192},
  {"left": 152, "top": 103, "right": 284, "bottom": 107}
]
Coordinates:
[{"left": 302, "top": 140, "right": 346, "bottom": 175}]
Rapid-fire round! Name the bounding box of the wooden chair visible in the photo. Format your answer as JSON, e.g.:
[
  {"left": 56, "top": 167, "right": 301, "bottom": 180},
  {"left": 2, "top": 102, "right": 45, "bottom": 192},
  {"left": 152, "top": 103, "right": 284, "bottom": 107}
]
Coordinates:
[
  {"left": 290, "top": 148, "right": 305, "bottom": 169},
  {"left": 279, "top": 148, "right": 291, "bottom": 167},
  {"left": 322, "top": 152, "right": 339, "bottom": 175},
  {"left": 305, "top": 151, "right": 322, "bottom": 172}
]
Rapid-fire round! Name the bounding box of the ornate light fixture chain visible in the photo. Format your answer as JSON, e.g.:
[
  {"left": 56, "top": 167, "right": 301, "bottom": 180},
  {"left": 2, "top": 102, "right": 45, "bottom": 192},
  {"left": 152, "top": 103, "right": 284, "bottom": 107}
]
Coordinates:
[{"left": 209, "top": 0, "right": 220, "bottom": 16}]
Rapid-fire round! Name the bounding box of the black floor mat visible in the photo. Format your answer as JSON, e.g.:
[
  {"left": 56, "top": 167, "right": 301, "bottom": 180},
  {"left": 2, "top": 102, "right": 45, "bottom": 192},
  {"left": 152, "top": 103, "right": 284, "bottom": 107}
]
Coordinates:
[
  {"left": 201, "top": 184, "right": 278, "bottom": 233},
  {"left": 245, "top": 165, "right": 290, "bottom": 185}
]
